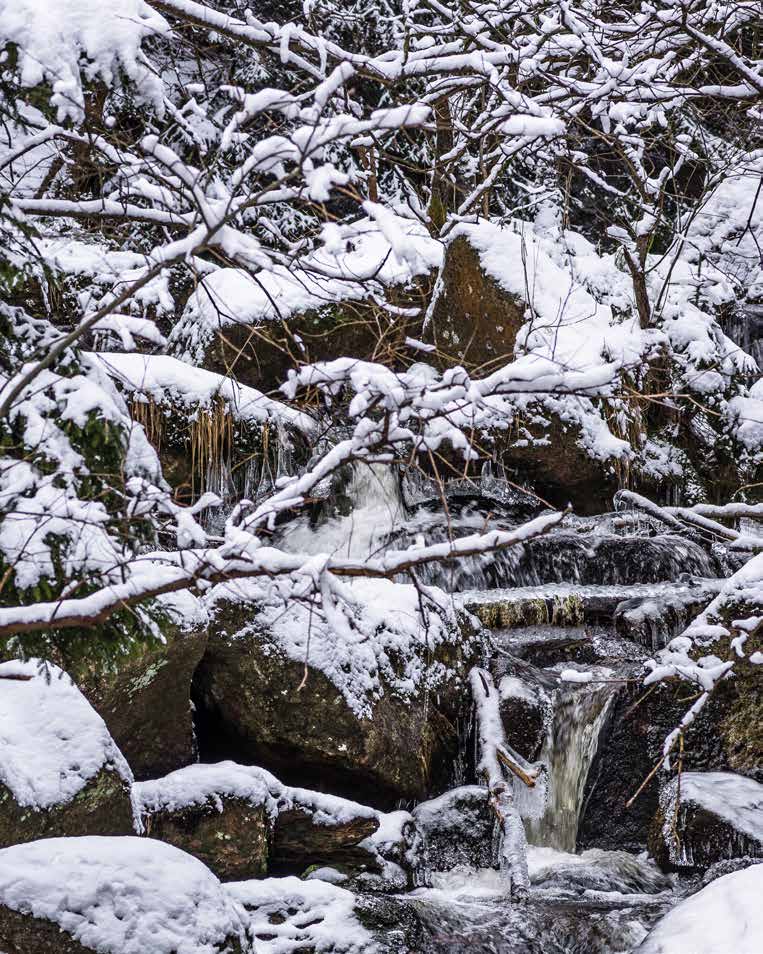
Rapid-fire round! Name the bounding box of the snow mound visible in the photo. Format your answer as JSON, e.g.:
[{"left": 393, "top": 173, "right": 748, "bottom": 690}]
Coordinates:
[
  {"left": 1, "top": 0, "right": 168, "bottom": 121},
  {"left": 0, "top": 659, "right": 132, "bottom": 810},
  {"left": 228, "top": 875, "right": 375, "bottom": 953},
  {"left": 134, "top": 760, "right": 379, "bottom": 828},
  {"left": 0, "top": 836, "right": 247, "bottom": 954},
  {"left": 636, "top": 864, "right": 763, "bottom": 954}
]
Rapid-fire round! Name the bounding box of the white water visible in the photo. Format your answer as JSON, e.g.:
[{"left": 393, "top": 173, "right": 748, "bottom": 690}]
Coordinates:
[
  {"left": 516, "top": 673, "right": 617, "bottom": 852},
  {"left": 279, "top": 461, "right": 405, "bottom": 559}
]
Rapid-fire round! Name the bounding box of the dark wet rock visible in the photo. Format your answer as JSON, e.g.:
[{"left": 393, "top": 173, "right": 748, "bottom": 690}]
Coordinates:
[
  {"left": 701, "top": 855, "right": 763, "bottom": 886},
  {"left": 83, "top": 626, "right": 208, "bottom": 781},
  {"left": 192, "top": 590, "right": 480, "bottom": 810},
  {"left": 271, "top": 807, "right": 379, "bottom": 875},
  {"left": 578, "top": 676, "right": 761, "bottom": 854},
  {"left": 614, "top": 590, "right": 716, "bottom": 652},
  {"left": 413, "top": 786, "right": 495, "bottom": 872},
  {"left": 495, "top": 625, "right": 600, "bottom": 669},
  {"left": 648, "top": 772, "right": 763, "bottom": 872},
  {"left": 490, "top": 660, "right": 554, "bottom": 763}
]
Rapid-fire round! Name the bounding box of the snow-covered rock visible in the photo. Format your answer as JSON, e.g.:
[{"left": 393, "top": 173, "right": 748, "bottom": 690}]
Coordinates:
[
  {"left": 228, "top": 875, "right": 375, "bottom": 954},
  {"left": 636, "top": 864, "right": 763, "bottom": 954},
  {"left": 650, "top": 771, "right": 763, "bottom": 871},
  {"left": 134, "top": 761, "right": 380, "bottom": 880},
  {"left": 0, "top": 660, "right": 136, "bottom": 848},
  {"left": 170, "top": 213, "right": 442, "bottom": 386},
  {"left": 192, "top": 578, "right": 480, "bottom": 808},
  {"left": 0, "top": 836, "right": 247, "bottom": 954},
  {"left": 412, "top": 785, "right": 495, "bottom": 873}
]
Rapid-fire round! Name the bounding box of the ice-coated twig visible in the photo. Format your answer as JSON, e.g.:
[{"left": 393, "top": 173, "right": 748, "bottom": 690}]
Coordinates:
[{"left": 470, "top": 666, "right": 539, "bottom": 899}]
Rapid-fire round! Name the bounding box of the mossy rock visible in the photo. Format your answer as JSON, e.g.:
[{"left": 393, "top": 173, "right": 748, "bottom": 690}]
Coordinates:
[
  {"left": 144, "top": 798, "right": 270, "bottom": 882},
  {"left": 0, "top": 905, "right": 97, "bottom": 954},
  {"left": 0, "top": 768, "right": 134, "bottom": 850},
  {"left": 201, "top": 288, "right": 426, "bottom": 393},
  {"left": 192, "top": 600, "right": 478, "bottom": 810},
  {"left": 426, "top": 234, "right": 526, "bottom": 373},
  {"left": 83, "top": 626, "right": 208, "bottom": 781}
]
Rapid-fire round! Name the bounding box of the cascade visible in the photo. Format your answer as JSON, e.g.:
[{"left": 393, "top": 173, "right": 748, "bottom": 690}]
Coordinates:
[
  {"left": 516, "top": 676, "right": 617, "bottom": 852},
  {"left": 279, "top": 461, "right": 405, "bottom": 559}
]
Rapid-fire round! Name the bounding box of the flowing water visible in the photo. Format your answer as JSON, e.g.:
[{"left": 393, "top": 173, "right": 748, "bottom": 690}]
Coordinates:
[
  {"left": 281, "top": 466, "right": 698, "bottom": 951},
  {"left": 517, "top": 675, "right": 617, "bottom": 853}
]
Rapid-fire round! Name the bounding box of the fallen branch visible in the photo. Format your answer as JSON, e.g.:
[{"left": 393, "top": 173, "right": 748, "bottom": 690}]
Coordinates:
[{"left": 470, "top": 666, "right": 540, "bottom": 898}]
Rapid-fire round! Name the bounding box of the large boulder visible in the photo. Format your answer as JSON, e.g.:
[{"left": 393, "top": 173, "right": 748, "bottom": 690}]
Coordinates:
[
  {"left": 193, "top": 579, "right": 480, "bottom": 809},
  {"left": 426, "top": 230, "right": 526, "bottom": 370},
  {"left": 494, "top": 663, "right": 554, "bottom": 763},
  {"left": 0, "top": 660, "right": 136, "bottom": 849},
  {"left": 649, "top": 771, "right": 763, "bottom": 871},
  {"left": 83, "top": 609, "right": 208, "bottom": 781},
  {"left": 578, "top": 671, "right": 761, "bottom": 853},
  {"left": 0, "top": 836, "right": 247, "bottom": 954},
  {"left": 134, "top": 761, "right": 381, "bottom": 881},
  {"left": 170, "top": 215, "right": 441, "bottom": 392}
]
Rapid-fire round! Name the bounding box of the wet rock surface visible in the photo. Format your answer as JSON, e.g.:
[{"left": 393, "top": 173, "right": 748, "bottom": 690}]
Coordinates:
[
  {"left": 358, "top": 882, "right": 671, "bottom": 954},
  {"left": 579, "top": 675, "right": 763, "bottom": 854}
]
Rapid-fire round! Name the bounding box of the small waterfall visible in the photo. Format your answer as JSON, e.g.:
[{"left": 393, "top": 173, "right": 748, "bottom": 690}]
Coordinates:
[
  {"left": 279, "top": 461, "right": 405, "bottom": 559},
  {"left": 517, "top": 676, "right": 616, "bottom": 853},
  {"left": 416, "top": 532, "right": 718, "bottom": 591}
]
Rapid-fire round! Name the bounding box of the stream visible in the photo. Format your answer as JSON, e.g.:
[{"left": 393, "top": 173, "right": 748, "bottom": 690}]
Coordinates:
[{"left": 276, "top": 464, "right": 721, "bottom": 953}]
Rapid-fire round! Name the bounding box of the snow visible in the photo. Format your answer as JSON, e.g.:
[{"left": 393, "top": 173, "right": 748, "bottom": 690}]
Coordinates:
[
  {"left": 0, "top": 836, "right": 247, "bottom": 954},
  {"left": 93, "top": 352, "right": 317, "bottom": 436},
  {"left": 134, "top": 760, "right": 379, "bottom": 829},
  {"left": 636, "top": 865, "right": 763, "bottom": 954},
  {"left": 413, "top": 785, "right": 488, "bottom": 830},
  {"left": 172, "top": 213, "right": 442, "bottom": 362},
  {"left": 1, "top": 0, "right": 169, "bottom": 121},
  {"left": 227, "top": 875, "right": 376, "bottom": 953},
  {"left": 662, "top": 772, "right": 763, "bottom": 845},
  {"left": 499, "top": 674, "right": 540, "bottom": 703},
  {"left": 0, "top": 659, "right": 134, "bottom": 813},
  {"left": 559, "top": 669, "right": 595, "bottom": 684},
  {"left": 205, "top": 576, "right": 469, "bottom": 718}
]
